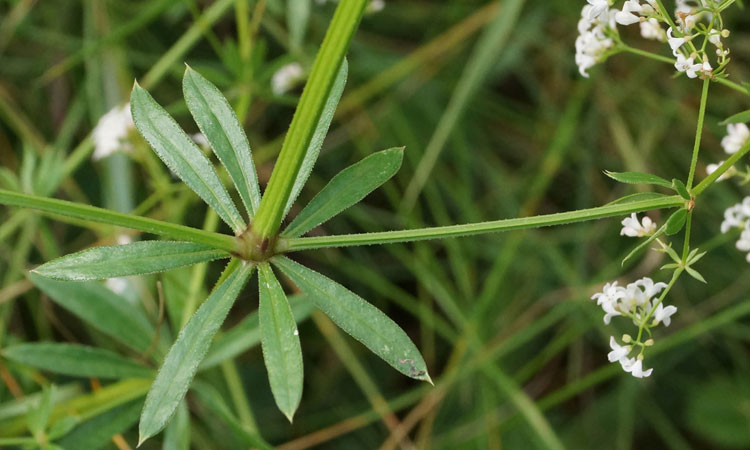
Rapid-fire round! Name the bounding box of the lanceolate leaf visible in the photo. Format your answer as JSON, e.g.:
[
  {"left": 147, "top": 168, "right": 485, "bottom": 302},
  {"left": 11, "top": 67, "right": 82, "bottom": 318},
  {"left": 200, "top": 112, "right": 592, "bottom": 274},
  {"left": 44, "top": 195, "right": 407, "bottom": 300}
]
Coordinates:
[
  {"left": 258, "top": 263, "right": 303, "bottom": 421},
  {"left": 273, "top": 256, "right": 431, "bottom": 383},
  {"left": 283, "top": 147, "right": 404, "bottom": 237},
  {"left": 719, "top": 109, "right": 750, "bottom": 125},
  {"left": 57, "top": 399, "right": 142, "bottom": 450},
  {"left": 131, "top": 82, "right": 246, "bottom": 233},
  {"left": 138, "top": 263, "right": 254, "bottom": 445},
  {"left": 33, "top": 241, "right": 228, "bottom": 281},
  {"left": 3, "top": 343, "right": 153, "bottom": 379},
  {"left": 30, "top": 274, "right": 155, "bottom": 353},
  {"left": 604, "top": 171, "right": 672, "bottom": 188},
  {"left": 183, "top": 67, "right": 262, "bottom": 217},
  {"left": 201, "top": 295, "right": 314, "bottom": 370},
  {"left": 665, "top": 209, "right": 688, "bottom": 235},
  {"left": 606, "top": 192, "right": 667, "bottom": 206},
  {"left": 283, "top": 59, "right": 348, "bottom": 217}
]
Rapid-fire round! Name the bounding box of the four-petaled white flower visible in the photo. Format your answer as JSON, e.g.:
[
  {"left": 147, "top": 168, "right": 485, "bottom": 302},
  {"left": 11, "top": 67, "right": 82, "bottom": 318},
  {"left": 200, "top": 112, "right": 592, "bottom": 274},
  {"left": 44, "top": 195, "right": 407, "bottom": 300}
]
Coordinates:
[
  {"left": 586, "top": 0, "right": 611, "bottom": 21},
  {"left": 608, "top": 337, "right": 630, "bottom": 362},
  {"left": 721, "top": 123, "right": 750, "bottom": 154},
  {"left": 666, "top": 27, "right": 687, "bottom": 56},
  {"left": 625, "top": 358, "right": 653, "bottom": 378},
  {"left": 92, "top": 103, "right": 134, "bottom": 161},
  {"left": 621, "top": 213, "right": 656, "bottom": 237},
  {"left": 615, "top": 0, "right": 642, "bottom": 26},
  {"left": 674, "top": 54, "right": 702, "bottom": 78},
  {"left": 652, "top": 302, "right": 678, "bottom": 326}
]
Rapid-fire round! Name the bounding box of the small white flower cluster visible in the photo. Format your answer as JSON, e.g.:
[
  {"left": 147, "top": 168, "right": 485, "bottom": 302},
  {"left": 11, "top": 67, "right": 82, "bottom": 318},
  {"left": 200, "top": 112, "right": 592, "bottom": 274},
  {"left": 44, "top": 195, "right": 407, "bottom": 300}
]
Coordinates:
[
  {"left": 707, "top": 123, "right": 750, "bottom": 181},
  {"left": 92, "top": 103, "right": 134, "bottom": 161},
  {"left": 575, "top": 0, "right": 733, "bottom": 80},
  {"left": 271, "top": 62, "right": 305, "bottom": 95},
  {"left": 620, "top": 213, "right": 656, "bottom": 237},
  {"left": 720, "top": 197, "right": 750, "bottom": 262},
  {"left": 592, "top": 277, "right": 677, "bottom": 377}
]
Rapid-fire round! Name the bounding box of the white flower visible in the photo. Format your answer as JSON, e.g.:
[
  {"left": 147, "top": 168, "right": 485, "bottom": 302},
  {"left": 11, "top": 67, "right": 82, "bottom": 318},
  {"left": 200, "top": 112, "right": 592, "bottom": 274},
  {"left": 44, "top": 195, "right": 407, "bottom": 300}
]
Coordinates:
[
  {"left": 608, "top": 337, "right": 630, "bottom": 362},
  {"left": 721, "top": 123, "right": 750, "bottom": 154},
  {"left": 601, "top": 300, "right": 622, "bottom": 324},
  {"left": 651, "top": 302, "right": 677, "bottom": 326},
  {"left": 592, "top": 281, "right": 624, "bottom": 305},
  {"left": 620, "top": 213, "right": 656, "bottom": 237},
  {"left": 666, "top": 27, "right": 687, "bottom": 56},
  {"left": 736, "top": 223, "right": 750, "bottom": 256},
  {"left": 106, "top": 277, "right": 129, "bottom": 295},
  {"left": 586, "top": 0, "right": 611, "bottom": 21},
  {"left": 575, "top": 1, "right": 618, "bottom": 78},
  {"left": 271, "top": 62, "right": 304, "bottom": 95},
  {"left": 367, "top": 0, "right": 385, "bottom": 13},
  {"left": 615, "top": 0, "right": 642, "bottom": 26},
  {"left": 636, "top": 277, "right": 667, "bottom": 299},
  {"left": 92, "top": 103, "right": 134, "bottom": 161},
  {"left": 720, "top": 201, "right": 748, "bottom": 234},
  {"left": 700, "top": 60, "right": 713, "bottom": 77},
  {"left": 640, "top": 19, "right": 665, "bottom": 41},
  {"left": 674, "top": 54, "right": 701, "bottom": 78},
  {"left": 626, "top": 358, "right": 653, "bottom": 378},
  {"left": 708, "top": 28, "right": 722, "bottom": 47}
]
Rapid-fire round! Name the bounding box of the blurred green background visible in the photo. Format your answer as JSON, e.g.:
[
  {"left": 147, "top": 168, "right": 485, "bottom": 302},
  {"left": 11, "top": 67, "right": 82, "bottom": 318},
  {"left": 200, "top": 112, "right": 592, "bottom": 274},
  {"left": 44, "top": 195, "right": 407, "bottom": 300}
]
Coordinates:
[{"left": 1, "top": 0, "right": 749, "bottom": 448}]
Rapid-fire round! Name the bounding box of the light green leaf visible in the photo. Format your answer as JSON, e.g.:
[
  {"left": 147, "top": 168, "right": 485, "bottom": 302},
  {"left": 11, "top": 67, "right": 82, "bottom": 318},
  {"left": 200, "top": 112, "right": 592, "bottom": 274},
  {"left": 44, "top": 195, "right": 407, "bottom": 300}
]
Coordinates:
[
  {"left": 283, "top": 147, "right": 403, "bottom": 237},
  {"left": 33, "top": 241, "right": 228, "bottom": 281},
  {"left": 26, "top": 386, "right": 53, "bottom": 438},
  {"left": 604, "top": 171, "right": 672, "bottom": 188},
  {"left": 30, "top": 274, "right": 155, "bottom": 353},
  {"left": 605, "top": 192, "right": 668, "bottom": 206},
  {"left": 258, "top": 263, "right": 303, "bottom": 421},
  {"left": 138, "top": 263, "right": 254, "bottom": 445},
  {"left": 47, "top": 416, "right": 80, "bottom": 441},
  {"left": 672, "top": 178, "right": 691, "bottom": 200},
  {"left": 685, "top": 266, "right": 707, "bottom": 283},
  {"left": 287, "top": 0, "right": 311, "bottom": 51},
  {"left": 665, "top": 209, "right": 688, "bottom": 235},
  {"left": 183, "top": 67, "right": 262, "bottom": 217},
  {"left": 162, "top": 401, "right": 190, "bottom": 450},
  {"left": 3, "top": 343, "right": 153, "bottom": 379},
  {"left": 719, "top": 109, "right": 750, "bottom": 125},
  {"left": 273, "top": 256, "right": 431, "bottom": 383},
  {"left": 201, "top": 294, "right": 313, "bottom": 370},
  {"left": 282, "top": 59, "right": 348, "bottom": 217},
  {"left": 131, "top": 82, "right": 246, "bottom": 233}
]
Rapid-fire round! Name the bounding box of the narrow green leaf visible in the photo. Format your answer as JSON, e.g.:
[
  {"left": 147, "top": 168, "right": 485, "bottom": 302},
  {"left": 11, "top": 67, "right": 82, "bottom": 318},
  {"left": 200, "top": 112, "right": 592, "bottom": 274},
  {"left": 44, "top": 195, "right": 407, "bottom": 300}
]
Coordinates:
[
  {"left": 686, "top": 266, "right": 707, "bottom": 283},
  {"left": 604, "top": 170, "right": 672, "bottom": 188},
  {"left": 183, "top": 67, "right": 262, "bottom": 217},
  {"left": 287, "top": 0, "right": 311, "bottom": 51},
  {"left": 57, "top": 399, "right": 142, "bottom": 450},
  {"left": 30, "top": 274, "right": 155, "bottom": 353},
  {"left": 283, "top": 147, "right": 403, "bottom": 237},
  {"left": 26, "top": 386, "right": 53, "bottom": 437},
  {"left": 131, "top": 82, "right": 246, "bottom": 233},
  {"left": 719, "top": 109, "right": 750, "bottom": 125},
  {"left": 33, "top": 241, "right": 228, "bottom": 281},
  {"left": 672, "top": 178, "right": 691, "bottom": 200},
  {"left": 138, "top": 263, "right": 254, "bottom": 445},
  {"left": 3, "top": 343, "right": 153, "bottom": 379},
  {"left": 47, "top": 416, "right": 80, "bottom": 441},
  {"left": 201, "top": 294, "right": 313, "bottom": 370},
  {"left": 162, "top": 401, "right": 190, "bottom": 450},
  {"left": 606, "top": 192, "right": 668, "bottom": 206},
  {"left": 258, "top": 263, "right": 303, "bottom": 421},
  {"left": 190, "top": 381, "right": 273, "bottom": 449},
  {"left": 665, "top": 209, "right": 688, "bottom": 235},
  {"left": 283, "top": 59, "right": 349, "bottom": 218},
  {"left": 273, "top": 256, "right": 431, "bottom": 383}
]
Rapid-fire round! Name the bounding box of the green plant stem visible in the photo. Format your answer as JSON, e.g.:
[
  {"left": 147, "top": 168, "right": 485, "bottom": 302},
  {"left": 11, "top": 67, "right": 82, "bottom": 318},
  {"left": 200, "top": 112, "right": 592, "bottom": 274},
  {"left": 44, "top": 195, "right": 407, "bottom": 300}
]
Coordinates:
[
  {"left": 0, "top": 189, "right": 236, "bottom": 252},
  {"left": 693, "top": 140, "right": 750, "bottom": 195},
  {"left": 250, "top": 0, "right": 367, "bottom": 240},
  {"left": 620, "top": 45, "right": 674, "bottom": 65},
  {"left": 281, "top": 195, "right": 685, "bottom": 251},
  {"left": 687, "top": 78, "right": 711, "bottom": 188},
  {"left": 715, "top": 76, "right": 750, "bottom": 95}
]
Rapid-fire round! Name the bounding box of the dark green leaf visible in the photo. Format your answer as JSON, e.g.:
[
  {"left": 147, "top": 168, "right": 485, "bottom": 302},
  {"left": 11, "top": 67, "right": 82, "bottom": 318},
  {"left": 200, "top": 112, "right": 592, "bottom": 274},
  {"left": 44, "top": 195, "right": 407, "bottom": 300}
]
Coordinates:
[
  {"left": 273, "top": 256, "right": 431, "bottom": 383},
  {"left": 665, "top": 209, "right": 688, "bottom": 235},
  {"left": 283, "top": 59, "right": 348, "bottom": 217},
  {"left": 30, "top": 274, "right": 155, "bottom": 353},
  {"left": 33, "top": 241, "right": 228, "bottom": 281},
  {"left": 131, "top": 82, "right": 246, "bottom": 233},
  {"left": 138, "top": 263, "right": 254, "bottom": 445},
  {"left": 183, "top": 67, "right": 262, "bottom": 218},
  {"left": 719, "top": 109, "right": 750, "bottom": 125},
  {"left": 3, "top": 343, "right": 153, "bottom": 379},
  {"left": 672, "top": 178, "right": 691, "bottom": 200},
  {"left": 604, "top": 171, "right": 672, "bottom": 188},
  {"left": 283, "top": 147, "right": 403, "bottom": 237},
  {"left": 258, "top": 263, "right": 303, "bottom": 421},
  {"left": 57, "top": 399, "right": 142, "bottom": 450},
  {"left": 201, "top": 294, "right": 313, "bottom": 370}
]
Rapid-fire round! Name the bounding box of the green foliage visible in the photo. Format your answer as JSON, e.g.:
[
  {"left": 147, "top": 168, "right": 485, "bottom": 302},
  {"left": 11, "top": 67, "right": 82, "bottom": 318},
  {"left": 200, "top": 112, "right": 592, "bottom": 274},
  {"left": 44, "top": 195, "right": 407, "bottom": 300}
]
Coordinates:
[
  {"left": 33, "top": 241, "right": 228, "bottom": 280},
  {"left": 604, "top": 170, "right": 672, "bottom": 188},
  {"left": 719, "top": 109, "right": 750, "bottom": 125}
]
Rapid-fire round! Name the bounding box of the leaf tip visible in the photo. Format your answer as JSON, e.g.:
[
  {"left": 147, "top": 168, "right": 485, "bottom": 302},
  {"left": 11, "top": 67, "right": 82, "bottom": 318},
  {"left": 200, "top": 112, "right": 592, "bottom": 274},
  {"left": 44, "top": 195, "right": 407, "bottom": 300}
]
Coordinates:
[
  {"left": 423, "top": 372, "right": 434, "bottom": 386},
  {"left": 283, "top": 410, "right": 296, "bottom": 423}
]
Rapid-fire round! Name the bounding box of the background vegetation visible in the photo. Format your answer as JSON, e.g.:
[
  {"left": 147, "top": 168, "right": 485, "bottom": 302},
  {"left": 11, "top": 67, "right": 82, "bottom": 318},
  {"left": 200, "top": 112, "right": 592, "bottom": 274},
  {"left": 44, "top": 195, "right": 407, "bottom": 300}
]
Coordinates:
[{"left": 0, "top": 0, "right": 749, "bottom": 448}]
